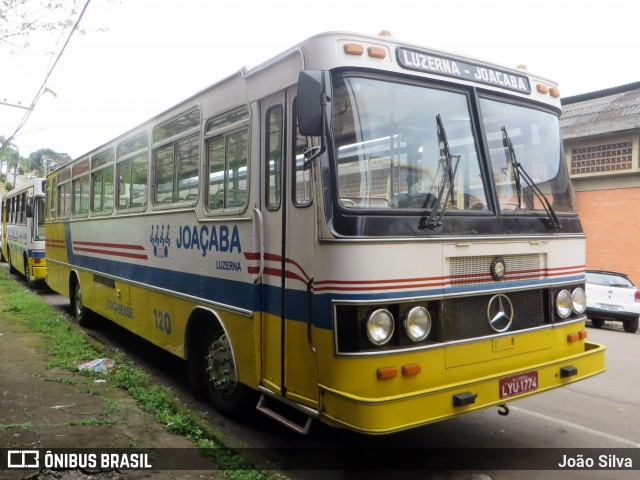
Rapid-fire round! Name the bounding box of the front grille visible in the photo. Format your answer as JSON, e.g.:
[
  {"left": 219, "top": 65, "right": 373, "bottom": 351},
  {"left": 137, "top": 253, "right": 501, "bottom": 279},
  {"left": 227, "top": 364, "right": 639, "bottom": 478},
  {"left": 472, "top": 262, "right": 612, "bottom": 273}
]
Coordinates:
[
  {"left": 444, "top": 289, "right": 546, "bottom": 341},
  {"left": 449, "top": 255, "right": 542, "bottom": 287}
]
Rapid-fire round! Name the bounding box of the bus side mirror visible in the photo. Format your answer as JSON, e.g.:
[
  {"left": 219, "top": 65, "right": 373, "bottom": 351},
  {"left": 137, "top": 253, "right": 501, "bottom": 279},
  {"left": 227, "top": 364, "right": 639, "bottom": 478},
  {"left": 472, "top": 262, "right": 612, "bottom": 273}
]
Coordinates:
[
  {"left": 26, "top": 198, "right": 33, "bottom": 218},
  {"left": 297, "top": 70, "right": 327, "bottom": 137}
]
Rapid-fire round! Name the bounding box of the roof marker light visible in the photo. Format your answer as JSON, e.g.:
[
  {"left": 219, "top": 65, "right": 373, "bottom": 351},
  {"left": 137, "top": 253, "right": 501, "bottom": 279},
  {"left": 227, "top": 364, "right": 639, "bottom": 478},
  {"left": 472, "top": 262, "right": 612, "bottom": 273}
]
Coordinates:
[
  {"left": 536, "top": 84, "right": 550, "bottom": 94},
  {"left": 368, "top": 46, "right": 386, "bottom": 59},
  {"left": 549, "top": 87, "right": 561, "bottom": 98},
  {"left": 344, "top": 43, "right": 364, "bottom": 55}
]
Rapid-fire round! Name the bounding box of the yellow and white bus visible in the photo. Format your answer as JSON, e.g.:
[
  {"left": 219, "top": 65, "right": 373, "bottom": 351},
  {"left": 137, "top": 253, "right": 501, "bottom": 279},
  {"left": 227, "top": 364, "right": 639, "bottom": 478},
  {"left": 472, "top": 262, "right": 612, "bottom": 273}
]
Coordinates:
[
  {"left": 2, "top": 178, "right": 47, "bottom": 287},
  {"left": 45, "top": 31, "right": 605, "bottom": 434}
]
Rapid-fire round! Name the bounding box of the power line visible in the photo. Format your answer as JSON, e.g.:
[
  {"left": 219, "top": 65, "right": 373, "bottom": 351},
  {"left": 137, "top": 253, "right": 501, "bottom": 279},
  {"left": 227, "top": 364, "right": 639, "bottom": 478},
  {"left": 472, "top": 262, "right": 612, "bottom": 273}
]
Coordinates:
[
  {"left": 0, "top": 0, "right": 93, "bottom": 157},
  {"left": 0, "top": 100, "right": 32, "bottom": 111}
]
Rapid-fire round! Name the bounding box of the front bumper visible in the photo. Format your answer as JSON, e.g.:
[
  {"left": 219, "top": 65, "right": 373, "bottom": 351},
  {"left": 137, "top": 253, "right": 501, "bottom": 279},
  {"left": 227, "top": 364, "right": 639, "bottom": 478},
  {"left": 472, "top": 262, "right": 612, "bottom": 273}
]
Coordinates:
[{"left": 318, "top": 341, "right": 606, "bottom": 434}]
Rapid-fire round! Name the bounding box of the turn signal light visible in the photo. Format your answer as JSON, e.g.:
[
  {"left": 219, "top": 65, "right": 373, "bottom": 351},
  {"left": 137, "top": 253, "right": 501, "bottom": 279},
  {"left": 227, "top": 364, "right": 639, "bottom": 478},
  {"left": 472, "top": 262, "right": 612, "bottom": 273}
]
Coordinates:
[
  {"left": 377, "top": 366, "right": 398, "bottom": 379},
  {"left": 567, "top": 332, "right": 580, "bottom": 343},
  {"left": 402, "top": 363, "right": 421, "bottom": 376}
]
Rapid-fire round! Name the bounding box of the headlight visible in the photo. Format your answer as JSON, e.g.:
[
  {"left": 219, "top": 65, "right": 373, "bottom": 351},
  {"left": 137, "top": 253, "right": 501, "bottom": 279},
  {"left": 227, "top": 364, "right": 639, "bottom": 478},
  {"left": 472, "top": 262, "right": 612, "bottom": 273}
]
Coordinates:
[
  {"left": 556, "top": 290, "right": 572, "bottom": 319},
  {"left": 403, "top": 306, "right": 432, "bottom": 342},
  {"left": 366, "top": 309, "right": 395, "bottom": 346},
  {"left": 572, "top": 288, "right": 587, "bottom": 315}
]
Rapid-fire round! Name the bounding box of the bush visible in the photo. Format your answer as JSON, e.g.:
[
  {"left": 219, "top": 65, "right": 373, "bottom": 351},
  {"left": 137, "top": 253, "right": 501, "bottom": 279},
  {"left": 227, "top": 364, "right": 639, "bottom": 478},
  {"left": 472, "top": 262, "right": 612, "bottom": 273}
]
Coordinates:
[
  {"left": 0, "top": 174, "right": 6, "bottom": 182},
  {"left": 4, "top": 181, "right": 13, "bottom": 191}
]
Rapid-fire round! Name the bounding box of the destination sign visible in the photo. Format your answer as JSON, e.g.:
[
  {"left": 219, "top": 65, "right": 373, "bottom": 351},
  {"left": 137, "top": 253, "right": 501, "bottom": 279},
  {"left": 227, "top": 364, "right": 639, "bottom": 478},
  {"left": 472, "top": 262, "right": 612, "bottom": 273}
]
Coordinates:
[{"left": 396, "top": 47, "right": 531, "bottom": 94}]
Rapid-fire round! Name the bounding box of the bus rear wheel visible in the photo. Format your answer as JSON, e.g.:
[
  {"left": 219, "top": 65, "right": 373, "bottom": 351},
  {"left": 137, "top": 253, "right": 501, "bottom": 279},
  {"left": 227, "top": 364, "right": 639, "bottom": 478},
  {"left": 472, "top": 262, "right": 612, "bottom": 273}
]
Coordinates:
[
  {"left": 200, "top": 325, "right": 256, "bottom": 418},
  {"left": 7, "top": 247, "right": 16, "bottom": 274},
  {"left": 24, "top": 257, "right": 34, "bottom": 289},
  {"left": 71, "top": 278, "right": 93, "bottom": 327}
]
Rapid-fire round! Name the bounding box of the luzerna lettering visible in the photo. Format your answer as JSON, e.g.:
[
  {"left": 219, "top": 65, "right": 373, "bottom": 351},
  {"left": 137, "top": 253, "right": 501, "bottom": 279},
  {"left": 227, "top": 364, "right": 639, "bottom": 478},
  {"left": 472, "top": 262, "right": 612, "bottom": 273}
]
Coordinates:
[
  {"left": 401, "top": 50, "right": 462, "bottom": 76},
  {"left": 176, "top": 224, "right": 241, "bottom": 257}
]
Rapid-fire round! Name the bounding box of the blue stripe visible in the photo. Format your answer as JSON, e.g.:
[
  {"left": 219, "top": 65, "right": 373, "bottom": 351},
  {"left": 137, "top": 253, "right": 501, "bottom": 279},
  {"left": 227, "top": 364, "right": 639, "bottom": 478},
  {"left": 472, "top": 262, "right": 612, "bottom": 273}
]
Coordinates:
[
  {"left": 60, "top": 226, "right": 583, "bottom": 331},
  {"left": 64, "top": 225, "right": 258, "bottom": 312}
]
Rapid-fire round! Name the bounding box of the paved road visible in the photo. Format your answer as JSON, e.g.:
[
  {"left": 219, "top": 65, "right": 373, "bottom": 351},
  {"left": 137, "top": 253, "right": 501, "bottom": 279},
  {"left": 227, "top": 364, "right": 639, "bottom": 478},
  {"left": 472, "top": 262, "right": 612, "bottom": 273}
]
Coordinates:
[{"left": 21, "top": 275, "right": 640, "bottom": 479}]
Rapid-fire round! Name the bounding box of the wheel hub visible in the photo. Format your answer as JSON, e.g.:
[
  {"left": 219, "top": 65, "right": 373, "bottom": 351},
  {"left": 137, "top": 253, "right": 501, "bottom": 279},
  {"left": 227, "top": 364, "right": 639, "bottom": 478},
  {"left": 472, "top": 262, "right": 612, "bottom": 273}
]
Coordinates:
[{"left": 206, "top": 333, "right": 237, "bottom": 397}]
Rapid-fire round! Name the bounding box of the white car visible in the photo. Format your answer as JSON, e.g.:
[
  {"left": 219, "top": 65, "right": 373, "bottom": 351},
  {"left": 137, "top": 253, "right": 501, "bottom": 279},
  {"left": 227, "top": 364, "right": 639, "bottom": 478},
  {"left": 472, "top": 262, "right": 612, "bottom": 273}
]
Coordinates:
[{"left": 586, "top": 270, "right": 640, "bottom": 333}]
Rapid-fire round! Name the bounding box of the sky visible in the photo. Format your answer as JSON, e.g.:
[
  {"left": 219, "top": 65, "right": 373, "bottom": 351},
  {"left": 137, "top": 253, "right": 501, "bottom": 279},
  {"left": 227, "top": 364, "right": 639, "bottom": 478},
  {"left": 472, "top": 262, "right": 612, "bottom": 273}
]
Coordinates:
[{"left": 2, "top": 0, "right": 639, "bottom": 159}]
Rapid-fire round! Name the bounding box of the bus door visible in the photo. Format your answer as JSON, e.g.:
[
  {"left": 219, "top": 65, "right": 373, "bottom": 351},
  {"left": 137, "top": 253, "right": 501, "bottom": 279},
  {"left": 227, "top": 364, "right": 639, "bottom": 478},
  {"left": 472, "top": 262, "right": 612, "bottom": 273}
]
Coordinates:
[{"left": 259, "top": 89, "right": 318, "bottom": 408}]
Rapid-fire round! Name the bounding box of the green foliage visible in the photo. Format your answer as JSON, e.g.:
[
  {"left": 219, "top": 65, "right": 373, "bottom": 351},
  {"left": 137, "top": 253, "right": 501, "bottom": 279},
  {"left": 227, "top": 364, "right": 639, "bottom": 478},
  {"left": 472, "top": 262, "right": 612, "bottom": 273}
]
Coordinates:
[
  {"left": 0, "top": 269, "right": 270, "bottom": 480},
  {"left": 4, "top": 181, "right": 12, "bottom": 191}
]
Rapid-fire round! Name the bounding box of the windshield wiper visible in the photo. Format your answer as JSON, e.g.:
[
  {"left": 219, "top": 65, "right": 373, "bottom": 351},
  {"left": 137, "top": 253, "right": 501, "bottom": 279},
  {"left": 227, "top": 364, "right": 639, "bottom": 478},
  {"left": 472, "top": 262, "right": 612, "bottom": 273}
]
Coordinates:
[
  {"left": 501, "top": 126, "right": 561, "bottom": 230},
  {"left": 419, "top": 114, "right": 460, "bottom": 230}
]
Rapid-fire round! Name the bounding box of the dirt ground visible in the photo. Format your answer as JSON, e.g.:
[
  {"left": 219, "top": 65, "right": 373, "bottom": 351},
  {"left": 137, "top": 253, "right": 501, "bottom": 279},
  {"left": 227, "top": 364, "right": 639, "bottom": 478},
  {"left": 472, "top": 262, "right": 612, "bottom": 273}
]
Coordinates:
[{"left": 0, "top": 310, "right": 223, "bottom": 480}]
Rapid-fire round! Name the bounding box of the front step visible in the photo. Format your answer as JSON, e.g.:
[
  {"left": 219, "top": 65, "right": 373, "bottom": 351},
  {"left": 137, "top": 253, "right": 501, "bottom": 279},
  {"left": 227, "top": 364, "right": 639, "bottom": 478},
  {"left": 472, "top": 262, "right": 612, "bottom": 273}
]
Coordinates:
[{"left": 256, "top": 394, "right": 313, "bottom": 435}]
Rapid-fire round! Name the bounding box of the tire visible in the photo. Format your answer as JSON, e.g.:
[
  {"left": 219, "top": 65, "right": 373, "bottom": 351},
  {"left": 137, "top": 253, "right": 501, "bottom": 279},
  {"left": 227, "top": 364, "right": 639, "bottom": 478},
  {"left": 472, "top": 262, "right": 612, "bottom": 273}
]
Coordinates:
[
  {"left": 24, "top": 256, "right": 34, "bottom": 289},
  {"left": 199, "top": 324, "right": 257, "bottom": 418},
  {"left": 623, "top": 316, "right": 639, "bottom": 333},
  {"left": 71, "top": 278, "right": 93, "bottom": 327},
  {"left": 7, "top": 246, "right": 16, "bottom": 274},
  {"left": 590, "top": 318, "right": 605, "bottom": 328}
]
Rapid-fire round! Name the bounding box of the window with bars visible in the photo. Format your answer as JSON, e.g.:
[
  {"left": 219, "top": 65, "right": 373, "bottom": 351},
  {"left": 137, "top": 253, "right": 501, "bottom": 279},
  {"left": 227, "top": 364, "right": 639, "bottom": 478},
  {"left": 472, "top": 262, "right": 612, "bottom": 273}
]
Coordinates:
[{"left": 571, "top": 141, "right": 633, "bottom": 174}]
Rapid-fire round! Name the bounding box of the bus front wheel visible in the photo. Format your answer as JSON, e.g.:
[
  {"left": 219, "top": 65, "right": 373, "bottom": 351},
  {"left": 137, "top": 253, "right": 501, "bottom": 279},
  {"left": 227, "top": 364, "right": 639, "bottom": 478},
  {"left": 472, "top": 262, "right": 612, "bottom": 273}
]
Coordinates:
[{"left": 200, "top": 325, "right": 256, "bottom": 418}]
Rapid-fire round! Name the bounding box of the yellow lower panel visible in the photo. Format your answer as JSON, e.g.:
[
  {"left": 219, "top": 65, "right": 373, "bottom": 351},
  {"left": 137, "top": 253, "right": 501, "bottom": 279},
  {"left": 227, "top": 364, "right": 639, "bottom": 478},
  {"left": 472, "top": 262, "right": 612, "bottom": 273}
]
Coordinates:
[
  {"left": 319, "top": 341, "right": 605, "bottom": 434},
  {"left": 33, "top": 265, "right": 47, "bottom": 281}
]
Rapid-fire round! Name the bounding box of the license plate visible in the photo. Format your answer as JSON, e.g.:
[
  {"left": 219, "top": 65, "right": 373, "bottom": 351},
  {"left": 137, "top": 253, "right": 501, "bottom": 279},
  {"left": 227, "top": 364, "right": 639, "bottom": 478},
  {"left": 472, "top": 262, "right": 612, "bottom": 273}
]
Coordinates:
[
  {"left": 499, "top": 371, "right": 538, "bottom": 399},
  {"left": 599, "top": 304, "right": 618, "bottom": 311}
]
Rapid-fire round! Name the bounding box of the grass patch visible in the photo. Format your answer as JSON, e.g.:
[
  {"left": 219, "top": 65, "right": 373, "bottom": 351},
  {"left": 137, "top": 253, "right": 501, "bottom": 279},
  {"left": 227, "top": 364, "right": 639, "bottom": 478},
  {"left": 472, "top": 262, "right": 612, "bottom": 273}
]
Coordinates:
[
  {"left": 43, "top": 375, "right": 78, "bottom": 385},
  {"left": 0, "top": 269, "right": 270, "bottom": 479}
]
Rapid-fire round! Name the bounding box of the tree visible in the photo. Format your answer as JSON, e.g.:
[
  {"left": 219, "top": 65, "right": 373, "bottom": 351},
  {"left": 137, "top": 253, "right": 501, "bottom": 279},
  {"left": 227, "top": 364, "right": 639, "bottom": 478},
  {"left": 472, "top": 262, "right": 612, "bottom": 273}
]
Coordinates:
[
  {"left": 0, "top": 1, "right": 84, "bottom": 55},
  {"left": 0, "top": 1, "right": 91, "bottom": 158},
  {"left": 27, "top": 148, "right": 71, "bottom": 175},
  {"left": 0, "top": 135, "right": 20, "bottom": 190}
]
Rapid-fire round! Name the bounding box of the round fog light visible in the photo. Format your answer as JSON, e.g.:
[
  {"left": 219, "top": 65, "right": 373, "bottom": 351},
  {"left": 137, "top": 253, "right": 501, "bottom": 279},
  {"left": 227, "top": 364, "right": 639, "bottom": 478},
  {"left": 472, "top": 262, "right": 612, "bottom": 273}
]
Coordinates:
[
  {"left": 556, "top": 290, "right": 572, "bottom": 319},
  {"left": 404, "top": 306, "right": 432, "bottom": 342},
  {"left": 572, "top": 287, "right": 587, "bottom": 315},
  {"left": 366, "top": 309, "right": 395, "bottom": 346}
]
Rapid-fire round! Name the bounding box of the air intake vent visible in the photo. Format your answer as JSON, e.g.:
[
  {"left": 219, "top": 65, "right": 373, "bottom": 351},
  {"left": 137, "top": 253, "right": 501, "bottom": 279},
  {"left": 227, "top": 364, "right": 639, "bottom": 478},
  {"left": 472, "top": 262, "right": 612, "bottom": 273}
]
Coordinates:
[{"left": 449, "top": 255, "right": 542, "bottom": 286}]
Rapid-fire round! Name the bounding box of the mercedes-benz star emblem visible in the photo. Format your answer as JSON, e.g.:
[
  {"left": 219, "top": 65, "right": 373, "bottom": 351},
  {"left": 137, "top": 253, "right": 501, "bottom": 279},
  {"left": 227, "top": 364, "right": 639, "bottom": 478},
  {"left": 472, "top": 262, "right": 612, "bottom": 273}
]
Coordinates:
[
  {"left": 490, "top": 257, "right": 506, "bottom": 281},
  {"left": 487, "top": 294, "right": 514, "bottom": 333}
]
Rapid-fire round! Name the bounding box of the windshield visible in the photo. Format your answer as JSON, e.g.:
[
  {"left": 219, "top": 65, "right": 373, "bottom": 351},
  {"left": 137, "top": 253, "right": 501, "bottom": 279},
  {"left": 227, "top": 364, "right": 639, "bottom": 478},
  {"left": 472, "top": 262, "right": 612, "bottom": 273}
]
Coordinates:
[
  {"left": 480, "top": 98, "right": 575, "bottom": 213},
  {"left": 329, "top": 76, "right": 575, "bottom": 217},
  {"left": 331, "top": 77, "right": 488, "bottom": 211}
]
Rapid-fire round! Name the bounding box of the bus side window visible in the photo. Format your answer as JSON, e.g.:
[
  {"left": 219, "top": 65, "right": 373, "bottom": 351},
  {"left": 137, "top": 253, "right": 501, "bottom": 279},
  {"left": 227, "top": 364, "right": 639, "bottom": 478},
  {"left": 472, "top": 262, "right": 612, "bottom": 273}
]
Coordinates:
[
  {"left": 57, "top": 182, "right": 71, "bottom": 219},
  {"left": 205, "top": 106, "right": 250, "bottom": 212},
  {"left": 73, "top": 175, "right": 89, "bottom": 216},
  {"left": 152, "top": 108, "right": 201, "bottom": 206},
  {"left": 266, "top": 105, "right": 283, "bottom": 210},
  {"left": 49, "top": 176, "right": 57, "bottom": 220}
]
